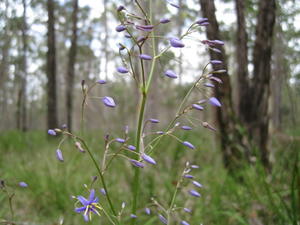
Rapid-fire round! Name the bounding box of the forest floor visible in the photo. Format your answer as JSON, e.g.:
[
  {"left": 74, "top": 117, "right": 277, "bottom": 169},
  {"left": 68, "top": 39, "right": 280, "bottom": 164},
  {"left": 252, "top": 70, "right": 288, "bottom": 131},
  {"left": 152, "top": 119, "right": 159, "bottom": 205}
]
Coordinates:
[{"left": 0, "top": 130, "right": 299, "bottom": 225}]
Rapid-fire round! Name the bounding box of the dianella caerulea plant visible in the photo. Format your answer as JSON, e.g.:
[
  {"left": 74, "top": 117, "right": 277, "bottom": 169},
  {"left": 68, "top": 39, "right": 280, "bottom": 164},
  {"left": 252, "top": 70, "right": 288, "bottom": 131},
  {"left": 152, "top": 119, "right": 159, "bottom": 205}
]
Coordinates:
[{"left": 45, "top": 1, "right": 225, "bottom": 225}]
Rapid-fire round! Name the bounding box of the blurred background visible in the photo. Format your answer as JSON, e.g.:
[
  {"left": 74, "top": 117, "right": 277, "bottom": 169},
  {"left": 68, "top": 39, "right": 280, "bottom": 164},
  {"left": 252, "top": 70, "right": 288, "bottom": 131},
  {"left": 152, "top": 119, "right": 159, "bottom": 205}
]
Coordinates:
[{"left": 0, "top": 0, "right": 299, "bottom": 224}]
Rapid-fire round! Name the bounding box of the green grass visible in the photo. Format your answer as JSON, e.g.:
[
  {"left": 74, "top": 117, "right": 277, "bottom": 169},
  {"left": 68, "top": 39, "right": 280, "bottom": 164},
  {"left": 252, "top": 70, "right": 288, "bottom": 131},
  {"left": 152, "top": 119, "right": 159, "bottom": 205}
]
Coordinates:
[{"left": 0, "top": 130, "right": 299, "bottom": 225}]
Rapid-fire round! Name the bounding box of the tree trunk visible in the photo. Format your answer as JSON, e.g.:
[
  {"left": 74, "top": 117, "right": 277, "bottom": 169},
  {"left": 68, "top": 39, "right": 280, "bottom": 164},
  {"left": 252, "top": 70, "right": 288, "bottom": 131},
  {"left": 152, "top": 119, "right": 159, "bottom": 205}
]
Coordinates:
[
  {"left": 235, "top": 0, "right": 250, "bottom": 122},
  {"left": 66, "top": 0, "right": 78, "bottom": 131},
  {"left": 47, "top": 0, "right": 58, "bottom": 129},
  {"left": 199, "top": 0, "right": 249, "bottom": 170}
]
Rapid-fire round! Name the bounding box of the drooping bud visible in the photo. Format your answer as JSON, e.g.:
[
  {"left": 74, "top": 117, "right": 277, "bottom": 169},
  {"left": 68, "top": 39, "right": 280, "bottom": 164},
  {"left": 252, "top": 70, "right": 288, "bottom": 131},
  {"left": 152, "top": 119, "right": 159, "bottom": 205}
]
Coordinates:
[
  {"left": 164, "top": 70, "right": 178, "bottom": 79},
  {"left": 48, "top": 129, "right": 56, "bottom": 136},
  {"left": 204, "top": 82, "right": 215, "bottom": 88},
  {"left": 188, "top": 189, "right": 201, "bottom": 197},
  {"left": 181, "top": 126, "right": 192, "bottom": 130},
  {"left": 149, "top": 118, "right": 160, "bottom": 123},
  {"left": 181, "top": 221, "right": 190, "bottom": 225},
  {"left": 19, "top": 181, "right": 28, "bottom": 188},
  {"left": 192, "top": 180, "right": 203, "bottom": 188},
  {"left": 139, "top": 54, "right": 152, "bottom": 60},
  {"left": 183, "top": 208, "right": 192, "bottom": 213},
  {"left": 208, "top": 97, "right": 221, "bottom": 107},
  {"left": 141, "top": 153, "right": 157, "bottom": 165},
  {"left": 127, "top": 145, "right": 136, "bottom": 151},
  {"left": 158, "top": 214, "right": 168, "bottom": 224},
  {"left": 192, "top": 104, "right": 204, "bottom": 111},
  {"left": 130, "top": 159, "right": 145, "bottom": 168},
  {"left": 182, "top": 141, "right": 195, "bottom": 150},
  {"left": 196, "top": 18, "right": 208, "bottom": 25},
  {"left": 160, "top": 18, "right": 170, "bottom": 24},
  {"left": 183, "top": 174, "right": 194, "bottom": 179},
  {"left": 170, "top": 37, "right": 185, "bottom": 48},
  {"left": 56, "top": 149, "right": 64, "bottom": 162},
  {"left": 117, "top": 66, "right": 129, "bottom": 74},
  {"left": 97, "top": 79, "right": 106, "bottom": 84},
  {"left": 102, "top": 96, "right": 116, "bottom": 108},
  {"left": 116, "top": 25, "right": 126, "bottom": 32},
  {"left": 130, "top": 214, "right": 137, "bottom": 218},
  {"left": 144, "top": 207, "right": 151, "bottom": 215},
  {"left": 210, "top": 60, "right": 222, "bottom": 65},
  {"left": 116, "top": 138, "right": 126, "bottom": 143},
  {"left": 136, "top": 24, "right": 154, "bottom": 32}
]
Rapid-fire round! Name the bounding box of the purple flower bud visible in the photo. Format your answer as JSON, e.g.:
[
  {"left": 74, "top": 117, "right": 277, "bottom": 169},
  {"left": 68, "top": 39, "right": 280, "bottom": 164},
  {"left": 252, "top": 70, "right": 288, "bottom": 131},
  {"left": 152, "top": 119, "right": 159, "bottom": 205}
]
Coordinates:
[
  {"left": 19, "top": 182, "right": 28, "bottom": 188},
  {"left": 116, "top": 138, "right": 126, "bottom": 143},
  {"left": 137, "top": 36, "right": 146, "bottom": 43},
  {"left": 136, "top": 24, "right": 154, "bottom": 32},
  {"left": 209, "top": 76, "right": 223, "bottom": 83},
  {"left": 160, "top": 18, "right": 170, "bottom": 24},
  {"left": 48, "top": 129, "right": 56, "bottom": 136},
  {"left": 210, "top": 60, "right": 222, "bottom": 65},
  {"left": 192, "top": 180, "right": 203, "bottom": 188},
  {"left": 188, "top": 189, "right": 201, "bottom": 197},
  {"left": 116, "top": 25, "right": 126, "bottom": 32},
  {"left": 144, "top": 208, "right": 151, "bottom": 215},
  {"left": 149, "top": 118, "right": 160, "bottom": 123},
  {"left": 164, "top": 70, "right": 178, "bottom": 79},
  {"left": 182, "top": 141, "right": 195, "bottom": 150},
  {"left": 211, "top": 40, "right": 224, "bottom": 45},
  {"left": 184, "top": 174, "right": 194, "bottom": 179},
  {"left": 97, "top": 79, "right": 106, "bottom": 84},
  {"left": 139, "top": 54, "right": 152, "bottom": 60},
  {"left": 208, "top": 97, "right": 221, "bottom": 107},
  {"left": 158, "top": 214, "right": 168, "bottom": 224},
  {"left": 117, "top": 66, "right": 129, "bottom": 74},
  {"left": 130, "top": 214, "right": 137, "bottom": 218},
  {"left": 184, "top": 208, "right": 192, "bottom": 213},
  {"left": 170, "top": 3, "right": 180, "bottom": 8},
  {"left": 102, "top": 96, "right": 116, "bottom": 108},
  {"left": 170, "top": 37, "right": 185, "bottom": 48},
  {"left": 56, "top": 149, "right": 64, "bottom": 162},
  {"left": 156, "top": 131, "right": 164, "bottom": 135},
  {"left": 141, "top": 153, "right": 156, "bottom": 165},
  {"left": 181, "top": 126, "right": 192, "bottom": 130},
  {"left": 196, "top": 18, "right": 208, "bottom": 25},
  {"left": 130, "top": 159, "right": 145, "bottom": 168},
  {"left": 191, "top": 164, "right": 199, "bottom": 169},
  {"left": 192, "top": 104, "right": 204, "bottom": 111},
  {"left": 198, "top": 99, "right": 206, "bottom": 104},
  {"left": 117, "top": 5, "right": 125, "bottom": 12},
  {"left": 204, "top": 82, "right": 215, "bottom": 88},
  {"left": 213, "top": 69, "right": 227, "bottom": 74},
  {"left": 199, "top": 22, "right": 209, "bottom": 26},
  {"left": 125, "top": 33, "right": 131, "bottom": 38},
  {"left": 118, "top": 43, "right": 126, "bottom": 50},
  {"left": 211, "top": 48, "right": 222, "bottom": 53},
  {"left": 181, "top": 221, "right": 190, "bottom": 225},
  {"left": 100, "top": 188, "right": 106, "bottom": 195},
  {"left": 127, "top": 145, "right": 136, "bottom": 151}
]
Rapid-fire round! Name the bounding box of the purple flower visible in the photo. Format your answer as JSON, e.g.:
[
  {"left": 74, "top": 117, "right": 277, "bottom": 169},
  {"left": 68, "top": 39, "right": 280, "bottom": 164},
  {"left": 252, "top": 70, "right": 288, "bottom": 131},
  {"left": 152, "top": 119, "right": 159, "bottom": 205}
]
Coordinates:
[
  {"left": 142, "top": 154, "right": 156, "bottom": 165},
  {"left": 156, "top": 131, "right": 164, "bottom": 135},
  {"left": 192, "top": 180, "right": 203, "bottom": 188},
  {"left": 181, "top": 221, "right": 190, "bottom": 225},
  {"left": 209, "top": 76, "right": 223, "bottom": 83},
  {"left": 204, "top": 82, "right": 215, "bottom": 88},
  {"left": 211, "top": 39, "right": 224, "bottom": 45},
  {"left": 208, "top": 97, "right": 221, "bottom": 107},
  {"left": 139, "top": 54, "right": 152, "bottom": 60},
  {"left": 75, "top": 189, "right": 101, "bottom": 222},
  {"left": 183, "top": 208, "right": 192, "bottom": 213},
  {"left": 117, "top": 5, "right": 125, "bottom": 12},
  {"left": 48, "top": 129, "right": 56, "bottom": 136},
  {"left": 158, "top": 214, "right": 168, "bottom": 224},
  {"left": 130, "top": 159, "right": 145, "bottom": 168},
  {"left": 196, "top": 17, "right": 208, "bottom": 25},
  {"left": 183, "top": 174, "right": 194, "bottom": 179},
  {"left": 102, "top": 96, "right": 116, "bottom": 108},
  {"left": 97, "top": 79, "right": 106, "bottom": 84},
  {"left": 192, "top": 104, "right": 204, "bottom": 111},
  {"left": 127, "top": 145, "right": 136, "bottom": 151},
  {"left": 182, "top": 141, "right": 195, "bottom": 150},
  {"left": 125, "top": 34, "right": 131, "bottom": 38},
  {"left": 191, "top": 164, "right": 199, "bottom": 169},
  {"left": 160, "top": 18, "right": 170, "bottom": 24},
  {"left": 164, "top": 70, "right": 178, "bottom": 79},
  {"left": 56, "top": 149, "right": 64, "bottom": 162},
  {"left": 116, "top": 25, "right": 126, "bottom": 32},
  {"left": 117, "top": 66, "right": 129, "bottom": 74},
  {"left": 149, "top": 118, "right": 160, "bottom": 123},
  {"left": 136, "top": 24, "right": 154, "bottom": 32},
  {"left": 213, "top": 69, "right": 227, "bottom": 74},
  {"left": 170, "top": 37, "right": 185, "bottom": 48},
  {"left": 145, "top": 207, "right": 151, "bottom": 215},
  {"left": 170, "top": 3, "right": 180, "bottom": 8},
  {"left": 181, "top": 126, "right": 192, "bottom": 130},
  {"left": 188, "top": 189, "right": 201, "bottom": 197},
  {"left": 210, "top": 60, "right": 222, "bottom": 65},
  {"left": 116, "top": 138, "right": 125, "bottom": 143},
  {"left": 130, "top": 214, "right": 137, "bottom": 218},
  {"left": 211, "top": 48, "right": 222, "bottom": 53},
  {"left": 19, "top": 181, "right": 28, "bottom": 188},
  {"left": 100, "top": 188, "right": 106, "bottom": 196}
]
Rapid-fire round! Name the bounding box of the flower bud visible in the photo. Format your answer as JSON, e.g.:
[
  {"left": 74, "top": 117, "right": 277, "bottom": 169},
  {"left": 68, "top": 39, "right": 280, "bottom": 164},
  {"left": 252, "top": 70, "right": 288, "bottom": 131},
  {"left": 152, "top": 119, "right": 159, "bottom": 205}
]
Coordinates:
[
  {"left": 188, "top": 189, "right": 201, "bottom": 197},
  {"left": 19, "top": 181, "right": 28, "bottom": 188},
  {"left": 56, "top": 149, "right": 64, "bottom": 162},
  {"left": 141, "top": 153, "right": 157, "bottom": 165},
  {"left": 102, "top": 96, "right": 116, "bottom": 108},
  {"left": 182, "top": 141, "right": 195, "bottom": 150},
  {"left": 170, "top": 37, "right": 185, "bottom": 48},
  {"left": 164, "top": 70, "right": 178, "bottom": 79},
  {"left": 139, "top": 54, "right": 152, "bottom": 60},
  {"left": 208, "top": 97, "right": 221, "bottom": 107},
  {"left": 160, "top": 18, "right": 170, "bottom": 24},
  {"left": 117, "top": 66, "right": 129, "bottom": 74},
  {"left": 116, "top": 25, "right": 126, "bottom": 32}
]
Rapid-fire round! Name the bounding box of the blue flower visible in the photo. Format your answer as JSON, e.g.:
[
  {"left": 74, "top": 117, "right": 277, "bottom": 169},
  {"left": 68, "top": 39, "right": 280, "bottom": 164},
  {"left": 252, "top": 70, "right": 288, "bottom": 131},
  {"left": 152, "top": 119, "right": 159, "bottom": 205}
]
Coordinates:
[
  {"left": 170, "top": 37, "right": 185, "bottom": 48},
  {"left": 102, "top": 96, "right": 116, "bottom": 108},
  {"left": 75, "top": 189, "right": 102, "bottom": 222}
]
